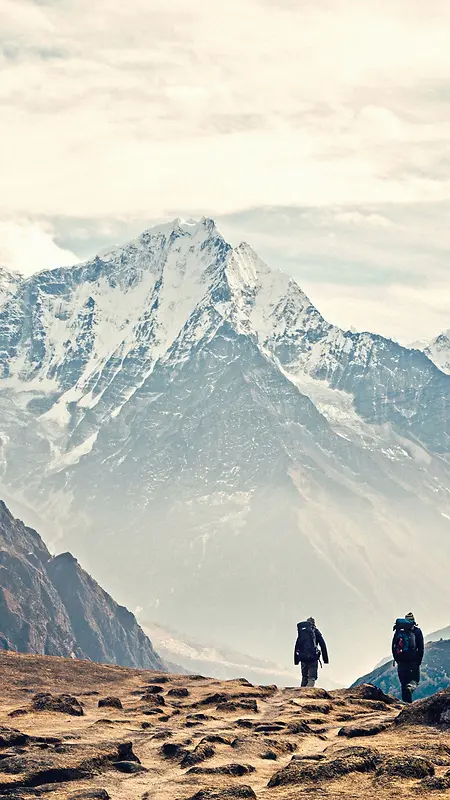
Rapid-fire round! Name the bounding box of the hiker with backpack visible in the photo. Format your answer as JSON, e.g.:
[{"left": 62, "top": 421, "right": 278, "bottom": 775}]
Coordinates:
[
  {"left": 392, "top": 612, "right": 424, "bottom": 703},
  {"left": 294, "top": 617, "right": 329, "bottom": 687}
]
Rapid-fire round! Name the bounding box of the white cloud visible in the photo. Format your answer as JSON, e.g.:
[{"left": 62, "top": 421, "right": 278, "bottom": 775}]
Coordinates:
[
  {"left": 0, "top": 221, "right": 79, "bottom": 275},
  {"left": 2, "top": 0, "right": 450, "bottom": 216},
  {"left": 1, "top": 0, "right": 450, "bottom": 337}
]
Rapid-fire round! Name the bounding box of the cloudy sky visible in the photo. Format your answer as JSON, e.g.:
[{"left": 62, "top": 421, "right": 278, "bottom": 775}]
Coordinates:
[{"left": 1, "top": 0, "right": 450, "bottom": 342}]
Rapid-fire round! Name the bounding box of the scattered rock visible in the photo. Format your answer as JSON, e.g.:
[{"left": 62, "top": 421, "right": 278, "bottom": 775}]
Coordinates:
[
  {"left": 338, "top": 722, "right": 390, "bottom": 737},
  {"left": 112, "top": 761, "right": 146, "bottom": 774},
  {"left": 142, "top": 685, "right": 164, "bottom": 695},
  {"left": 186, "top": 788, "right": 256, "bottom": 800},
  {"left": 346, "top": 684, "right": 396, "bottom": 704},
  {"left": 187, "top": 763, "right": 256, "bottom": 776},
  {"left": 141, "top": 693, "right": 165, "bottom": 706},
  {"left": 260, "top": 751, "right": 278, "bottom": 760},
  {"left": 181, "top": 741, "right": 216, "bottom": 768},
  {"left": 98, "top": 697, "right": 123, "bottom": 710},
  {"left": 292, "top": 754, "right": 327, "bottom": 761},
  {"left": 198, "top": 693, "right": 230, "bottom": 706},
  {"left": 152, "top": 730, "right": 172, "bottom": 740},
  {"left": 0, "top": 727, "right": 29, "bottom": 748},
  {"left": 8, "top": 709, "right": 28, "bottom": 718},
  {"left": 254, "top": 723, "right": 286, "bottom": 733},
  {"left": 418, "top": 769, "right": 450, "bottom": 792},
  {"left": 140, "top": 706, "right": 164, "bottom": 715},
  {"left": 259, "top": 738, "right": 296, "bottom": 755},
  {"left": 286, "top": 688, "right": 331, "bottom": 699},
  {"left": 200, "top": 735, "right": 232, "bottom": 745},
  {"left": 287, "top": 721, "right": 313, "bottom": 734},
  {"left": 217, "top": 699, "right": 258, "bottom": 714},
  {"left": 145, "top": 676, "right": 170, "bottom": 684},
  {"left": 236, "top": 719, "right": 254, "bottom": 729},
  {"left": 31, "top": 694, "right": 84, "bottom": 717},
  {"left": 160, "top": 742, "right": 188, "bottom": 760},
  {"left": 68, "top": 791, "right": 110, "bottom": 800},
  {"left": 117, "top": 742, "right": 140, "bottom": 763},
  {"left": 27, "top": 766, "right": 92, "bottom": 786},
  {"left": 376, "top": 756, "right": 435, "bottom": 779},
  {"left": 298, "top": 703, "right": 332, "bottom": 715},
  {"left": 167, "top": 687, "right": 189, "bottom": 698}
]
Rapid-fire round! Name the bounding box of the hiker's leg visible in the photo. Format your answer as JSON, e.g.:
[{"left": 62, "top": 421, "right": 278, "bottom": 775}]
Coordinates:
[
  {"left": 300, "top": 662, "right": 308, "bottom": 687},
  {"left": 306, "top": 661, "right": 318, "bottom": 688},
  {"left": 407, "top": 663, "right": 420, "bottom": 700},
  {"left": 401, "top": 682, "right": 413, "bottom": 703},
  {"left": 398, "top": 665, "right": 413, "bottom": 703}
]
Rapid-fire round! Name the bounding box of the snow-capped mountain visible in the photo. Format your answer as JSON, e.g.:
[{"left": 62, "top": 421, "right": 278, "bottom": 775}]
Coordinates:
[
  {"left": 424, "top": 330, "right": 450, "bottom": 375},
  {"left": 0, "top": 217, "right": 449, "bottom": 682}
]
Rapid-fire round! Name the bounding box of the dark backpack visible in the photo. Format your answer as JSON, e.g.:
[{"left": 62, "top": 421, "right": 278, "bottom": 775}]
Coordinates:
[
  {"left": 393, "top": 618, "right": 417, "bottom": 663},
  {"left": 296, "top": 621, "right": 318, "bottom": 662}
]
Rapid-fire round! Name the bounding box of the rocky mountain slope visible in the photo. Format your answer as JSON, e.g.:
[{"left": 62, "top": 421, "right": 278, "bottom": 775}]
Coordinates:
[
  {"left": 0, "top": 500, "right": 163, "bottom": 670},
  {"left": 0, "top": 217, "right": 449, "bottom": 679},
  {"left": 424, "top": 330, "right": 450, "bottom": 374},
  {"left": 353, "top": 638, "right": 450, "bottom": 700},
  {"left": 427, "top": 625, "right": 450, "bottom": 643},
  {"left": 1, "top": 651, "right": 450, "bottom": 800}
]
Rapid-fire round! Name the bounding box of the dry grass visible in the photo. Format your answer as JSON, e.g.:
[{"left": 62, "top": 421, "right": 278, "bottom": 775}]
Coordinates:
[{"left": 1, "top": 652, "right": 449, "bottom": 800}]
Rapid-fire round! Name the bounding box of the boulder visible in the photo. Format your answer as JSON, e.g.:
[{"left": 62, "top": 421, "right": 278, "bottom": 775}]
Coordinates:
[
  {"left": 268, "top": 746, "right": 381, "bottom": 787},
  {"left": 31, "top": 694, "right": 84, "bottom": 717},
  {"left": 338, "top": 722, "right": 390, "bottom": 738},
  {"left": 376, "top": 756, "right": 435, "bottom": 779},
  {"left": 395, "top": 687, "right": 450, "bottom": 728},
  {"left": 187, "top": 763, "right": 255, "bottom": 776},
  {"left": 112, "top": 761, "right": 146, "bottom": 774},
  {"left": 167, "top": 688, "right": 189, "bottom": 698},
  {"left": 98, "top": 697, "right": 123, "bottom": 710},
  {"left": 181, "top": 742, "right": 215, "bottom": 768}
]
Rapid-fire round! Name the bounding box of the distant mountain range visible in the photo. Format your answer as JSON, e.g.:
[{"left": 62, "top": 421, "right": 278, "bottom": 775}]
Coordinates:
[
  {"left": 0, "top": 217, "right": 449, "bottom": 680},
  {"left": 0, "top": 500, "right": 163, "bottom": 670}
]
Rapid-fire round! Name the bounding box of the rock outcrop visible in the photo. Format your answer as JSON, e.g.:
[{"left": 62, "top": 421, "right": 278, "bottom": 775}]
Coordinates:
[{"left": 0, "top": 500, "right": 163, "bottom": 670}]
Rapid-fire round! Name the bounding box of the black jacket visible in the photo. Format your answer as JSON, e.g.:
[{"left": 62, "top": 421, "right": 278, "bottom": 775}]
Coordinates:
[
  {"left": 392, "top": 624, "right": 424, "bottom": 664},
  {"left": 294, "top": 624, "right": 329, "bottom": 665}
]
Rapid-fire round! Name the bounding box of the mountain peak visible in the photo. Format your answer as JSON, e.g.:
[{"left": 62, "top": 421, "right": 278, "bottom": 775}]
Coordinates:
[{"left": 139, "top": 215, "right": 218, "bottom": 241}]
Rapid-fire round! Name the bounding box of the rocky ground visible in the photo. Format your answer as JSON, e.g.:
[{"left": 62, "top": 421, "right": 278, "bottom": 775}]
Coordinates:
[{"left": 1, "top": 652, "right": 450, "bottom": 800}]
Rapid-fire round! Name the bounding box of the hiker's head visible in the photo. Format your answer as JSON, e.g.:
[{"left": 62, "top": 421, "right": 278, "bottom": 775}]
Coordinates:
[
  {"left": 307, "top": 616, "right": 315, "bottom": 626},
  {"left": 405, "top": 612, "right": 415, "bottom": 624}
]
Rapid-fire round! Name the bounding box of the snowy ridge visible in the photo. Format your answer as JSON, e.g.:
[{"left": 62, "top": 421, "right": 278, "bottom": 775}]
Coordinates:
[{"left": 425, "top": 329, "right": 450, "bottom": 374}]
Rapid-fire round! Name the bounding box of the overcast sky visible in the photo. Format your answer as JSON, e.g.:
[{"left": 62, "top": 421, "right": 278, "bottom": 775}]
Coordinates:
[{"left": 1, "top": 0, "right": 450, "bottom": 342}]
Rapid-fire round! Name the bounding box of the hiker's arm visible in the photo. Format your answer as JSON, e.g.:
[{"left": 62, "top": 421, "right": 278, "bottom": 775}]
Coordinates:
[
  {"left": 316, "top": 630, "right": 329, "bottom": 664},
  {"left": 416, "top": 628, "right": 424, "bottom": 663}
]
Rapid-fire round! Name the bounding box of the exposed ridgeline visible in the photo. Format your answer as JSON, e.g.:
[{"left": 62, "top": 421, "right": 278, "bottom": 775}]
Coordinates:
[{"left": 0, "top": 500, "right": 163, "bottom": 670}]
